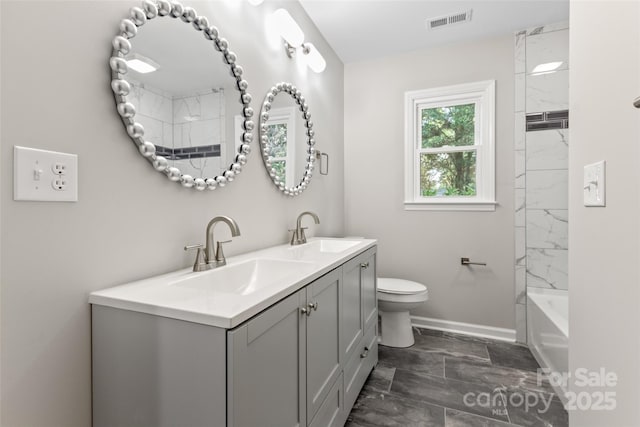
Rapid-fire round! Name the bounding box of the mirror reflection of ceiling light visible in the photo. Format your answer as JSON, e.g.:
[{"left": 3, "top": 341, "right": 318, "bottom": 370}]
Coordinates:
[
  {"left": 126, "top": 54, "right": 160, "bottom": 74},
  {"left": 531, "top": 61, "right": 563, "bottom": 75},
  {"left": 269, "top": 8, "right": 326, "bottom": 73}
]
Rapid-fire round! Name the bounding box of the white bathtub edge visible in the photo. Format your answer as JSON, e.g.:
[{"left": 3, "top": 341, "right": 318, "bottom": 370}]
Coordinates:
[
  {"left": 527, "top": 292, "right": 570, "bottom": 404},
  {"left": 411, "top": 315, "right": 516, "bottom": 342},
  {"left": 528, "top": 339, "right": 570, "bottom": 406}
]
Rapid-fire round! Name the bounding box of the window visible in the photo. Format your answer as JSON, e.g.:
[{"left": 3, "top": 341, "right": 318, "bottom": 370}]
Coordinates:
[
  {"left": 404, "top": 80, "right": 496, "bottom": 211},
  {"left": 263, "top": 107, "right": 296, "bottom": 187}
]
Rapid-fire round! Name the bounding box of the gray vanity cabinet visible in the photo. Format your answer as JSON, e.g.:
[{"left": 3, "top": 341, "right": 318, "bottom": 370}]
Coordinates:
[
  {"left": 92, "top": 245, "right": 377, "bottom": 427},
  {"left": 341, "top": 256, "right": 363, "bottom": 363},
  {"left": 305, "top": 268, "right": 342, "bottom": 422},
  {"left": 341, "top": 248, "right": 377, "bottom": 362},
  {"left": 92, "top": 306, "right": 228, "bottom": 427},
  {"left": 227, "top": 268, "right": 342, "bottom": 427},
  {"left": 360, "top": 251, "right": 377, "bottom": 331},
  {"left": 341, "top": 248, "right": 378, "bottom": 412},
  {"left": 227, "top": 288, "right": 307, "bottom": 427}
]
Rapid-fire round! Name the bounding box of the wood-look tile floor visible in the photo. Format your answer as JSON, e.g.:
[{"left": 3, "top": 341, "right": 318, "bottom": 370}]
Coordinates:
[{"left": 346, "top": 328, "right": 568, "bottom": 427}]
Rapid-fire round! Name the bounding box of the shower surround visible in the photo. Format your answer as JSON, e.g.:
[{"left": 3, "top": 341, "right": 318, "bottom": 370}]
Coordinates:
[
  {"left": 128, "top": 82, "right": 227, "bottom": 179},
  {"left": 514, "top": 22, "right": 569, "bottom": 343}
]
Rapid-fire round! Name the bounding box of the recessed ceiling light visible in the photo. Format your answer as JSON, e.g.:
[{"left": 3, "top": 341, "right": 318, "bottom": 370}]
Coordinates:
[
  {"left": 126, "top": 54, "right": 160, "bottom": 74},
  {"left": 531, "top": 61, "right": 563, "bottom": 74}
]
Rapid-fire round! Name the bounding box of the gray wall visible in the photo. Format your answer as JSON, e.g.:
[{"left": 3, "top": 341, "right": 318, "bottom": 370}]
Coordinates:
[
  {"left": 344, "top": 35, "right": 515, "bottom": 330},
  {"left": 0, "top": 1, "right": 344, "bottom": 425},
  {"left": 569, "top": 1, "right": 640, "bottom": 425}
]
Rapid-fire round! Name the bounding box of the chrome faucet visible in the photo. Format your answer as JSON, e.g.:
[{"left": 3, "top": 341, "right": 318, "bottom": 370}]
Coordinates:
[
  {"left": 290, "top": 211, "right": 320, "bottom": 245},
  {"left": 184, "top": 216, "right": 241, "bottom": 272}
]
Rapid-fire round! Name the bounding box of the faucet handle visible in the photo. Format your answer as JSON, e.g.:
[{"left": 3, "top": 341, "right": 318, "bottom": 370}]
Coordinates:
[
  {"left": 298, "top": 227, "right": 308, "bottom": 244},
  {"left": 184, "top": 244, "right": 204, "bottom": 251},
  {"left": 288, "top": 227, "right": 308, "bottom": 245},
  {"left": 215, "top": 240, "right": 232, "bottom": 265},
  {"left": 184, "top": 244, "right": 208, "bottom": 272},
  {"left": 288, "top": 229, "right": 298, "bottom": 245}
]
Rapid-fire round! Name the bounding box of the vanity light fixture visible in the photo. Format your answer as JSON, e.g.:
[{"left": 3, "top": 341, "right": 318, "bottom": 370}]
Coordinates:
[
  {"left": 302, "top": 43, "right": 326, "bottom": 73},
  {"left": 271, "top": 8, "right": 305, "bottom": 51},
  {"left": 531, "top": 61, "right": 563, "bottom": 75},
  {"left": 269, "top": 9, "right": 326, "bottom": 73},
  {"left": 126, "top": 53, "right": 160, "bottom": 74}
]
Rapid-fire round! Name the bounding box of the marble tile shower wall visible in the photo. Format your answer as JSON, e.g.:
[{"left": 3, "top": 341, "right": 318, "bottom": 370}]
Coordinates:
[
  {"left": 128, "top": 82, "right": 226, "bottom": 178},
  {"left": 514, "top": 23, "right": 569, "bottom": 342}
]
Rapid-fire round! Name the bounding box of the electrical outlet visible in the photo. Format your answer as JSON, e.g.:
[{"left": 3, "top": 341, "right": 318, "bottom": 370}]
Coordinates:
[
  {"left": 51, "top": 163, "right": 67, "bottom": 175},
  {"left": 52, "top": 177, "right": 68, "bottom": 191},
  {"left": 14, "top": 146, "right": 78, "bottom": 202}
]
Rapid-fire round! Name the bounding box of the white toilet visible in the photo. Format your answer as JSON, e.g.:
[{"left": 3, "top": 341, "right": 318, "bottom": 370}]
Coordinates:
[{"left": 377, "top": 278, "right": 429, "bottom": 348}]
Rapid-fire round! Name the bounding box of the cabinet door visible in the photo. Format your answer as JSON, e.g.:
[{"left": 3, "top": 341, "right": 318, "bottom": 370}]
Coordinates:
[
  {"left": 341, "top": 256, "right": 363, "bottom": 365},
  {"left": 306, "top": 268, "right": 342, "bottom": 423},
  {"left": 361, "top": 249, "right": 377, "bottom": 330},
  {"left": 227, "top": 289, "right": 307, "bottom": 427},
  {"left": 308, "top": 374, "right": 344, "bottom": 427}
]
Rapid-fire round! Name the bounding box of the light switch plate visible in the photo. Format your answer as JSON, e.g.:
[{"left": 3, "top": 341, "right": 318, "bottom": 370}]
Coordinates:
[
  {"left": 14, "top": 146, "right": 78, "bottom": 202},
  {"left": 583, "top": 160, "right": 605, "bottom": 207}
]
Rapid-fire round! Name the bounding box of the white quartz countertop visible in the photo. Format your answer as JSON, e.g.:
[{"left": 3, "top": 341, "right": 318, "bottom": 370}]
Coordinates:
[{"left": 89, "top": 237, "right": 376, "bottom": 329}]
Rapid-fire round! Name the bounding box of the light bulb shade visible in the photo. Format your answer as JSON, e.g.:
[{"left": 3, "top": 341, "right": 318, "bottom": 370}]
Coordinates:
[
  {"left": 304, "top": 43, "right": 326, "bottom": 73},
  {"left": 271, "top": 8, "right": 304, "bottom": 47}
]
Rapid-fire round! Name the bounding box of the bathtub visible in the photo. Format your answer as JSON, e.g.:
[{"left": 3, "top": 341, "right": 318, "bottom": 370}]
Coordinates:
[{"left": 527, "top": 288, "right": 569, "bottom": 401}]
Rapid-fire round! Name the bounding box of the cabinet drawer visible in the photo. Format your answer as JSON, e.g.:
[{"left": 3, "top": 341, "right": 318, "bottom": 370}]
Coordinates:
[
  {"left": 343, "top": 323, "right": 378, "bottom": 411},
  {"left": 308, "top": 373, "right": 343, "bottom": 427}
]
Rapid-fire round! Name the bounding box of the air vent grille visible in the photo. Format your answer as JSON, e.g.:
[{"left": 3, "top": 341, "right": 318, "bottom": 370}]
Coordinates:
[
  {"left": 430, "top": 17, "right": 448, "bottom": 29},
  {"left": 426, "top": 9, "right": 473, "bottom": 30}
]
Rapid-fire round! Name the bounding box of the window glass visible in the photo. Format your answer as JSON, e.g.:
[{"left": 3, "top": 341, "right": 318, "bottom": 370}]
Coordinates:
[{"left": 421, "top": 104, "right": 475, "bottom": 148}]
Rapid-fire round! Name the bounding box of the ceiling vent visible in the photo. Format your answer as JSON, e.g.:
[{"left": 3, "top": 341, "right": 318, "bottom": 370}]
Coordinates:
[{"left": 426, "top": 9, "right": 473, "bottom": 31}]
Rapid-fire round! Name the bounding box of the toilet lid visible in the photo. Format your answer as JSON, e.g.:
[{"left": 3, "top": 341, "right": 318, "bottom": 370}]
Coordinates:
[{"left": 378, "top": 278, "right": 427, "bottom": 295}]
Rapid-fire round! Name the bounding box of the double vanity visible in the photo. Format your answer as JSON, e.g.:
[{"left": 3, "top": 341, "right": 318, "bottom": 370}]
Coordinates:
[
  {"left": 100, "top": 1, "right": 370, "bottom": 424},
  {"left": 90, "top": 234, "right": 378, "bottom": 427}
]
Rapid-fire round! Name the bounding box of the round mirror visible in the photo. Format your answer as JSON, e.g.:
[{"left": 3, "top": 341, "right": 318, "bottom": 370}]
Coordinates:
[
  {"left": 259, "top": 83, "right": 315, "bottom": 196},
  {"left": 110, "top": 0, "right": 253, "bottom": 191}
]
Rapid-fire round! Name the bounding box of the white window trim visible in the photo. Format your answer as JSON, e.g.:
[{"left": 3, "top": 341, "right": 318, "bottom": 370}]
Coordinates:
[{"left": 404, "top": 80, "right": 496, "bottom": 211}]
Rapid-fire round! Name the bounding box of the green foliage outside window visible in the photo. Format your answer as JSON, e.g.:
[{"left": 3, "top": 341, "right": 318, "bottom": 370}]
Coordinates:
[
  {"left": 420, "top": 104, "right": 477, "bottom": 196},
  {"left": 266, "top": 123, "right": 288, "bottom": 184},
  {"left": 271, "top": 160, "right": 286, "bottom": 184},
  {"left": 266, "top": 123, "right": 288, "bottom": 157}
]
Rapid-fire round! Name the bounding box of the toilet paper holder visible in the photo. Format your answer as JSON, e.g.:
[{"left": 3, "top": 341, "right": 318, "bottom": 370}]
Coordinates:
[{"left": 461, "top": 257, "right": 487, "bottom": 266}]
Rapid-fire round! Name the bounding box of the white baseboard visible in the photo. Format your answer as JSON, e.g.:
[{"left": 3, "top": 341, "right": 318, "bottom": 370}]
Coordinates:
[{"left": 411, "top": 315, "right": 516, "bottom": 342}]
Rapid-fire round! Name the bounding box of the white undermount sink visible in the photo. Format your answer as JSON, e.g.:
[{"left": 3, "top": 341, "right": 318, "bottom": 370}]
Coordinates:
[
  {"left": 300, "top": 239, "right": 361, "bottom": 253},
  {"left": 170, "top": 258, "right": 315, "bottom": 295},
  {"left": 89, "top": 237, "right": 376, "bottom": 328}
]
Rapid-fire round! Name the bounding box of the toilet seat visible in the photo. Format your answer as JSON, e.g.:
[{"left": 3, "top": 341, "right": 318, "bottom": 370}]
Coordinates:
[
  {"left": 377, "top": 277, "right": 429, "bottom": 348},
  {"left": 378, "top": 278, "right": 427, "bottom": 295}
]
